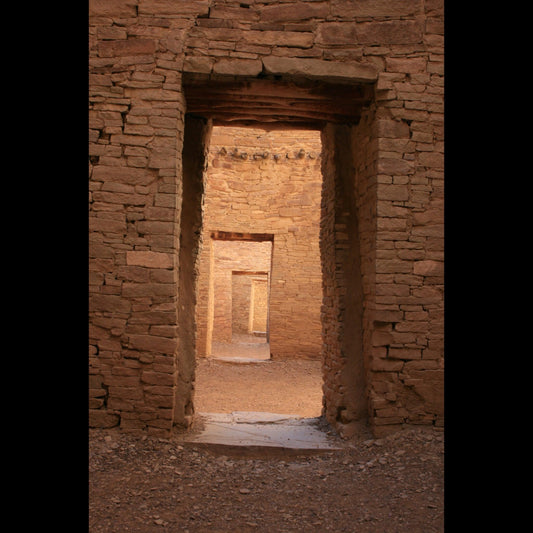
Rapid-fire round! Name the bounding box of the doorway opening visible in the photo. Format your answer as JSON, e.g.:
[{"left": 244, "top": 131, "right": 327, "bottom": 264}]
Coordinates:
[
  {"left": 233, "top": 271, "right": 269, "bottom": 339},
  {"left": 207, "top": 232, "right": 273, "bottom": 362},
  {"left": 177, "top": 75, "right": 374, "bottom": 435},
  {"left": 229, "top": 270, "right": 270, "bottom": 360}
]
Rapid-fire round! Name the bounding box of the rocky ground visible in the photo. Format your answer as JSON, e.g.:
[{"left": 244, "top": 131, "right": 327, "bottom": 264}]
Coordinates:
[{"left": 89, "top": 356, "right": 444, "bottom": 532}]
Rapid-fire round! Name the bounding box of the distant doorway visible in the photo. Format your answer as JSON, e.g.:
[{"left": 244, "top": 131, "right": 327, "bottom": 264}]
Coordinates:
[
  {"left": 206, "top": 232, "right": 273, "bottom": 361},
  {"left": 232, "top": 271, "right": 269, "bottom": 339}
]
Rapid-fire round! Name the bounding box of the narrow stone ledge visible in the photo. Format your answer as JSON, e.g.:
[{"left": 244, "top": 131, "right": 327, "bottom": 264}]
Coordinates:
[
  {"left": 262, "top": 56, "right": 378, "bottom": 83},
  {"left": 183, "top": 55, "right": 378, "bottom": 85},
  {"left": 213, "top": 58, "right": 263, "bottom": 76}
]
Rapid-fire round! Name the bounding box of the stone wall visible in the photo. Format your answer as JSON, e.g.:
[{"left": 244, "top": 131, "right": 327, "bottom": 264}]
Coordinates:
[
  {"left": 89, "top": 0, "right": 444, "bottom": 437},
  {"left": 196, "top": 126, "right": 323, "bottom": 359}
]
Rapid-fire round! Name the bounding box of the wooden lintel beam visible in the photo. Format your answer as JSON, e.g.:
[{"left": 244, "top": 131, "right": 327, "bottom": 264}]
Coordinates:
[
  {"left": 211, "top": 230, "right": 274, "bottom": 242},
  {"left": 211, "top": 119, "right": 324, "bottom": 130},
  {"left": 232, "top": 271, "right": 269, "bottom": 276},
  {"left": 190, "top": 111, "right": 360, "bottom": 125},
  {"left": 184, "top": 79, "right": 371, "bottom": 102},
  {"left": 187, "top": 96, "right": 364, "bottom": 114}
]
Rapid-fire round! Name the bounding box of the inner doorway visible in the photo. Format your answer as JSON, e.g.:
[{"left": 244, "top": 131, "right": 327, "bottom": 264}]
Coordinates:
[
  {"left": 193, "top": 124, "right": 324, "bottom": 418},
  {"left": 207, "top": 233, "right": 273, "bottom": 362}
]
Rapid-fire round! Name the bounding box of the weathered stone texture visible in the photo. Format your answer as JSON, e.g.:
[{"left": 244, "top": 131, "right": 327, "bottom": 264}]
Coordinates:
[{"left": 89, "top": 0, "right": 444, "bottom": 437}]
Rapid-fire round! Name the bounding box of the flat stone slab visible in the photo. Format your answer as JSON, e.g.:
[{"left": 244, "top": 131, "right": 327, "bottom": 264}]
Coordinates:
[
  {"left": 213, "top": 356, "right": 271, "bottom": 364},
  {"left": 210, "top": 340, "right": 271, "bottom": 363},
  {"left": 181, "top": 412, "right": 346, "bottom": 452}
]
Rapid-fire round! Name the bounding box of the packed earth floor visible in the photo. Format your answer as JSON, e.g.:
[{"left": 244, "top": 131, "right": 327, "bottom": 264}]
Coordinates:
[{"left": 89, "top": 355, "right": 444, "bottom": 532}]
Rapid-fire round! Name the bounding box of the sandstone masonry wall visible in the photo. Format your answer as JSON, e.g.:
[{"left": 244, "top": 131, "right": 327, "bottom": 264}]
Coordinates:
[{"left": 89, "top": 0, "right": 444, "bottom": 437}]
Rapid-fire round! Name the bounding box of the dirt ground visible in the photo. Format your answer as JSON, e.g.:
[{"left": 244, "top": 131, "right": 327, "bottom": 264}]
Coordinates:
[
  {"left": 194, "top": 356, "right": 324, "bottom": 417},
  {"left": 89, "top": 355, "right": 444, "bottom": 532}
]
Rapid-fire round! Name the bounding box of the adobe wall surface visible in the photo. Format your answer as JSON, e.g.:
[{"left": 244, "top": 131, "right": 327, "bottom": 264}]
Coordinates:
[
  {"left": 89, "top": 0, "right": 444, "bottom": 437},
  {"left": 196, "top": 126, "right": 323, "bottom": 359}
]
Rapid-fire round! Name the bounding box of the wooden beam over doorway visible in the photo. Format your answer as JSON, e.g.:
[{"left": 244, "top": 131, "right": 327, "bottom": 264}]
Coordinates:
[{"left": 211, "top": 230, "right": 274, "bottom": 242}]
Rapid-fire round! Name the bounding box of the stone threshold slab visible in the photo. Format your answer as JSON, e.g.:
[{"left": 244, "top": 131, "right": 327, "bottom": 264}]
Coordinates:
[
  {"left": 212, "top": 356, "right": 271, "bottom": 364},
  {"left": 180, "top": 412, "right": 347, "bottom": 453}
]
